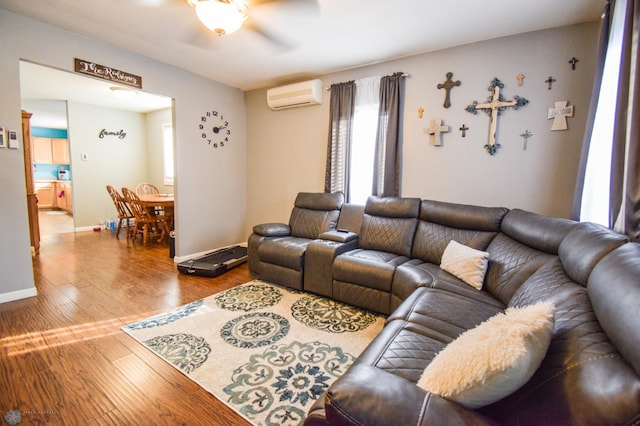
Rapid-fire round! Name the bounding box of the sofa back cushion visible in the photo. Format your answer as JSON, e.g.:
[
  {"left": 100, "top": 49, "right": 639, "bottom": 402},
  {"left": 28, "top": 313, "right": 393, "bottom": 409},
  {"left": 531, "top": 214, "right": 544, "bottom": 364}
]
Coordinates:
[
  {"left": 358, "top": 196, "right": 420, "bottom": 257},
  {"left": 484, "top": 209, "right": 576, "bottom": 305},
  {"left": 411, "top": 200, "right": 508, "bottom": 263},
  {"left": 558, "top": 221, "right": 627, "bottom": 286},
  {"left": 289, "top": 192, "right": 344, "bottom": 239},
  {"left": 481, "top": 246, "right": 640, "bottom": 425},
  {"left": 589, "top": 243, "right": 640, "bottom": 376}
]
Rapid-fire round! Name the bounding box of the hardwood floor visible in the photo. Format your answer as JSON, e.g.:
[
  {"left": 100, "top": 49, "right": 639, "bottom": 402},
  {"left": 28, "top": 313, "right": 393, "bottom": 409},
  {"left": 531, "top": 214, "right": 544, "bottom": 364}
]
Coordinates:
[{"left": 0, "top": 230, "right": 252, "bottom": 425}]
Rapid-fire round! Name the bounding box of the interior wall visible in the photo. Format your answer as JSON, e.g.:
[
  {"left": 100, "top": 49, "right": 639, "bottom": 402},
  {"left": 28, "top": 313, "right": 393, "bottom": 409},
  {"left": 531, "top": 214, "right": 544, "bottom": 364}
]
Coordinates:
[
  {"left": 0, "top": 9, "right": 247, "bottom": 302},
  {"left": 244, "top": 22, "right": 598, "bottom": 236},
  {"left": 67, "top": 101, "right": 148, "bottom": 228}
]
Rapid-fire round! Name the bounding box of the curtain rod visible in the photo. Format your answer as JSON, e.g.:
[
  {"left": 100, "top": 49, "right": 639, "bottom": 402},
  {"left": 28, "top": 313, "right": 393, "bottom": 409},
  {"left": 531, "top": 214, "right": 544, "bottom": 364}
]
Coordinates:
[{"left": 325, "top": 72, "right": 410, "bottom": 91}]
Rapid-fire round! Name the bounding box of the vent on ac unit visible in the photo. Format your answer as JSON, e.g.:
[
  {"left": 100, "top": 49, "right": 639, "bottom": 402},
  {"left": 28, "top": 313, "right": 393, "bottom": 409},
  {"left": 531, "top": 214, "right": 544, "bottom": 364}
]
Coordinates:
[{"left": 267, "top": 79, "right": 323, "bottom": 110}]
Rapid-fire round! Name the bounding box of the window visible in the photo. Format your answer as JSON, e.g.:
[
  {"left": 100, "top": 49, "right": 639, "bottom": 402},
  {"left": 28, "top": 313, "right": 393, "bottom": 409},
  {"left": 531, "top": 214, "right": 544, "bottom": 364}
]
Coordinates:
[
  {"left": 162, "top": 123, "right": 174, "bottom": 186},
  {"left": 349, "top": 76, "right": 381, "bottom": 205},
  {"left": 580, "top": 1, "right": 625, "bottom": 226}
]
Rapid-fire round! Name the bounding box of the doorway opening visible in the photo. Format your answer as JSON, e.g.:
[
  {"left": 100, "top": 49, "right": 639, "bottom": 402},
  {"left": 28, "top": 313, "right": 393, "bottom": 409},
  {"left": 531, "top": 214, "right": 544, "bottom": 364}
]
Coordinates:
[{"left": 19, "top": 60, "right": 175, "bottom": 248}]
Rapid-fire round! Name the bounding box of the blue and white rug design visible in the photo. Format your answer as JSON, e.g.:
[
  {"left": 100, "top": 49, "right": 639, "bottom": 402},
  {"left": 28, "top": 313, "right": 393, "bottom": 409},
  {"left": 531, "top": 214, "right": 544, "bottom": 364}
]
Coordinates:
[{"left": 123, "top": 280, "right": 384, "bottom": 426}]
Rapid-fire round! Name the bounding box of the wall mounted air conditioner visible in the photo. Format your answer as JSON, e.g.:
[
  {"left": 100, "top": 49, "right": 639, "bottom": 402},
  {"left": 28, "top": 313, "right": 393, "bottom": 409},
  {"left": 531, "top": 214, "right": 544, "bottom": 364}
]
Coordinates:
[{"left": 267, "top": 79, "right": 323, "bottom": 110}]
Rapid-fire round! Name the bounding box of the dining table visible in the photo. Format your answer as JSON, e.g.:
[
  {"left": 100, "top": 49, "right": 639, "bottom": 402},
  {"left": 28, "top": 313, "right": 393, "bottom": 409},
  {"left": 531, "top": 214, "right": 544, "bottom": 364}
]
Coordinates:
[{"left": 137, "top": 193, "right": 174, "bottom": 230}]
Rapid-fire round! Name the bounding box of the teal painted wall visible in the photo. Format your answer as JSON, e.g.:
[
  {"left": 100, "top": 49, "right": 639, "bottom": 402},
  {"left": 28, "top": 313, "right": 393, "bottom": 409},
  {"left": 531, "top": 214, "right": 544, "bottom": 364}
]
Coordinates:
[{"left": 31, "top": 126, "right": 68, "bottom": 138}]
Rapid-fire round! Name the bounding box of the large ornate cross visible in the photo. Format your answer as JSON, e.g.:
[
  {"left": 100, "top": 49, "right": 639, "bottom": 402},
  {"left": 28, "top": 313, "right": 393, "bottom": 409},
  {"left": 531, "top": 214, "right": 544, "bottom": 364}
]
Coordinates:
[{"left": 466, "top": 78, "right": 528, "bottom": 155}]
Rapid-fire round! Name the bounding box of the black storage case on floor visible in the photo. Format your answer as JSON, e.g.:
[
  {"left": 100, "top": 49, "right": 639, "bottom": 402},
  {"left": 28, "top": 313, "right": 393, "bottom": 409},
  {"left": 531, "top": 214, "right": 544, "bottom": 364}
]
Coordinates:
[{"left": 177, "top": 245, "right": 248, "bottom": 277}]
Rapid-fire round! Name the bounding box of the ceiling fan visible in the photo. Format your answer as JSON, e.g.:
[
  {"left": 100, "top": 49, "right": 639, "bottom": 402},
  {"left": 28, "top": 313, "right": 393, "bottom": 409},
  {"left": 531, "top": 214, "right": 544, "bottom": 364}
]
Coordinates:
[{"left": 185, "top": 0, "right": 318, "bottom": 46}]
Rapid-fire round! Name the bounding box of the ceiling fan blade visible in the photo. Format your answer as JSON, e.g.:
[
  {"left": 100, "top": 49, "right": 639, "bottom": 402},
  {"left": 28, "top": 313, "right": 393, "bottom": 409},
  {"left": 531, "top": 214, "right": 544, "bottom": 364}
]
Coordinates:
[
  {"left": 244, "top": 18, "right": 294, "bottom": 50},
  {"left": 179, "top": 19, "right": 221, "bottom": 50}
]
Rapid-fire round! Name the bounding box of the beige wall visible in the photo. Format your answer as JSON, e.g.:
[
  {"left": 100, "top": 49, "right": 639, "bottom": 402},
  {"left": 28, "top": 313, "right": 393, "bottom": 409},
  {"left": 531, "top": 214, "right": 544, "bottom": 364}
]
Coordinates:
[
  {"left": 68, "top": 101, "right": 148, "bottom": 228},
  {"left": 244, "top": 22, "right": 598, "bottom": 236}
]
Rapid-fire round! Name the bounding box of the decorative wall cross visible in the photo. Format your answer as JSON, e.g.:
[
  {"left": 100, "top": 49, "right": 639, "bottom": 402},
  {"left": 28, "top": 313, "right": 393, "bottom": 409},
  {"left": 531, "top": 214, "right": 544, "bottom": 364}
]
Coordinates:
[
  {"left": 520, "top": 129, "right": 533, "bottom": 150},
  {"left": 548, "top": 101, "right": 574, "bottom": 131},
  {"left": 569, "top": 57, "right": 579, "bottom": 70},
  {"left": 437, "top": 72, "right": 461, "bottom": 108},
  {"left": 545, "top": 76, "right": 556, "bottom": 90},
  {"left": 424, "top": 119, "right": 450, "bottom": 146},
  {"left": 459, "top": 124, "right": 469, "bottom": 137},
  {"left": 466, "top": 78, "right": 528, "bottom": 155},
  {"left": 517, "top": 73, "right": 525, "bottom": 86}
]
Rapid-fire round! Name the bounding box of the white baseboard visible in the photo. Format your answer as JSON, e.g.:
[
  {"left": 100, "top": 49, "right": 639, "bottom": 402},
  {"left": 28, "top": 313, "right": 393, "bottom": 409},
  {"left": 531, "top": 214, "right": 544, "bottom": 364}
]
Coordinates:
[{"left": 0, "top": 287, "right": 38, "bottom": 304}]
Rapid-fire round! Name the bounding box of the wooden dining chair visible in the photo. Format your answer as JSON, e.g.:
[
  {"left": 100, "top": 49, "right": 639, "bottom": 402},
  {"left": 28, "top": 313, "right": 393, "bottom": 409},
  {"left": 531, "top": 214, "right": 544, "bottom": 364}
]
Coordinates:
[
  {"left": 106, "top": 185, "right": 134, "bottom": 240},
  {"left": 136, "top": 182, "right": 164, "bottom": 215},
  {"left": 122, "top": 187, "right": 169, "bottom": 245},
  {"left": 135, "top": 183, "right": 160, "bottom": 195}
]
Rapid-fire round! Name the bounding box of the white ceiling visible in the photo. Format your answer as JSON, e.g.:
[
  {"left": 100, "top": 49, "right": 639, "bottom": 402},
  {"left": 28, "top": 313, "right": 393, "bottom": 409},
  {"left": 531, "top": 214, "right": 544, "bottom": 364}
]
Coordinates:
[{"left": 2, "top": 0, "right": 605, "bottom": 92}]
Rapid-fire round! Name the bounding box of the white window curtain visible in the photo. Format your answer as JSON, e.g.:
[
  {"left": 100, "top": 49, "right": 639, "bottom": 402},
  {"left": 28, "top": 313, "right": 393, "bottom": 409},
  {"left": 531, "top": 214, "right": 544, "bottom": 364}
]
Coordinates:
[{"left": 349, "top": 76, "right": 381, "bottom": 205}]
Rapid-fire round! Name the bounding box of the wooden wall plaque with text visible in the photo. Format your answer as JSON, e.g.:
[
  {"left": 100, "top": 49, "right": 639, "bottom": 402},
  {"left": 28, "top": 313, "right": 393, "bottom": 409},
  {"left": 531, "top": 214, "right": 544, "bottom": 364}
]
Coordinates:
[{"left": 74, "top": 58, "right": 142, "bottom": 89}]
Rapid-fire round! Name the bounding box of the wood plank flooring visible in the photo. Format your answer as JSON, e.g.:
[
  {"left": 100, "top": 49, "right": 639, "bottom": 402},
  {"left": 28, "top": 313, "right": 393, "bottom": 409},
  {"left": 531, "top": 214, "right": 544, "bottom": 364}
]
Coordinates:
[{"left": 0, "top": 229, "right": 252, "bottom": 425}]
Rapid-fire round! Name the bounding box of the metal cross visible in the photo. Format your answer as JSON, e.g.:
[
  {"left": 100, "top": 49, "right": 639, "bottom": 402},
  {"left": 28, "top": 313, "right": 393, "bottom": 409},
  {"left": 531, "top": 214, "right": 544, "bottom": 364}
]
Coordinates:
[
  {"left": 520, "top": 129, "right": 533, "bottom": 150},
  {"left": 545, "top": 76, "right": 556, "bottom": 90},
  {"left": 569, "top": 57, "right": 579, "bottom": 70},
  {"left": 466, "top": 78, "right": 528, "bottom": 155},
  {"left": 437, "top": 72, "right": 461, "bottom": 108},
  {"left": 424, "top": 119, "right": 450, "bottom": 146},
  {"left": 459, "top": 124, "right": 469, "bottom": 137}
]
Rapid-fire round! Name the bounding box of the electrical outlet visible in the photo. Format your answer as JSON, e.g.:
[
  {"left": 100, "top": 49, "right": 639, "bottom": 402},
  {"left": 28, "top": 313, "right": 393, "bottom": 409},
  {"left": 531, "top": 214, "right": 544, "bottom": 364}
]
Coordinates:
[{"left": 0, "top": 126, "right": 6, "bottom": 148}]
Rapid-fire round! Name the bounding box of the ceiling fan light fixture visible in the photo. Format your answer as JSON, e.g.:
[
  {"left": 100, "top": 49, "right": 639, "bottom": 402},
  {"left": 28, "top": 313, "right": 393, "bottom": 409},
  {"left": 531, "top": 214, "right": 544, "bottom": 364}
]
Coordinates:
[{"left": 194, "top": 1, "right": 245, "bottom": 36}]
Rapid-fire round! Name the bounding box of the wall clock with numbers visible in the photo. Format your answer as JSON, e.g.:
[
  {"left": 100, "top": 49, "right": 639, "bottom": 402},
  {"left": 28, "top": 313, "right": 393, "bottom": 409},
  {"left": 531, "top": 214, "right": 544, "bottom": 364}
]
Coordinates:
[{"left": 199, "top": 109, "right": 231, "bottom": 148}]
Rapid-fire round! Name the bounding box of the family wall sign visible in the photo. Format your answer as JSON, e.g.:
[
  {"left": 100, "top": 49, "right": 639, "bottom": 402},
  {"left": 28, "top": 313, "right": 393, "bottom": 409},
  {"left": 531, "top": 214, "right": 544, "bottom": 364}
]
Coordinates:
[{"left": 99, "top": 129, "right": 127, "bottom": 139}]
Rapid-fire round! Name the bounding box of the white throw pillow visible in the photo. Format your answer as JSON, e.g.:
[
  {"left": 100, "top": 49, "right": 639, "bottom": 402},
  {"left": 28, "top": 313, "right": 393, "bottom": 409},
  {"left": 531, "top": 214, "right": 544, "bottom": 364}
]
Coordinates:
[
  {"left": 440, "top": 240, "right": 489, "bottom": 290},
  {"left": 417, "top": 301, "right": 555, "bottom": 409}
]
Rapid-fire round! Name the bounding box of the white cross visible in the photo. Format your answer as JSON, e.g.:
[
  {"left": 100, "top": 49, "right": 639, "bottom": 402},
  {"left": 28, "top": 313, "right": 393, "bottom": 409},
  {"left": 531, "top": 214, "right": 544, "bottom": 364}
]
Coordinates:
[
  {"left": 424, "top": 119, "right": 449, "bottom": 146},
  {"left": 466, "top": 79, "right": 528, "bottom": 154},
  {"left": 547, "top": 101, "right": 574, "bottom": 131}
]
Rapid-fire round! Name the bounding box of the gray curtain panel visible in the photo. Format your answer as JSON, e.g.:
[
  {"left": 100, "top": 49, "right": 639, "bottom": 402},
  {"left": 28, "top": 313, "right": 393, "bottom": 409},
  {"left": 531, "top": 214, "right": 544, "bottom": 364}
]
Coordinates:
[
  {"left": 610, "top": 0, "right": 640, "bottom": 241},
  {"left": 571, "top": 1, "right": 610, "bottom": 221},
  {"left": 572, "top": 0, "right": 640, "bottom": 241},
  {"left": 325, "top": 81, "right": 355, "bottom": 200},
  {"left": 373, "top": 72, "right": 405, "bottom": 198}
]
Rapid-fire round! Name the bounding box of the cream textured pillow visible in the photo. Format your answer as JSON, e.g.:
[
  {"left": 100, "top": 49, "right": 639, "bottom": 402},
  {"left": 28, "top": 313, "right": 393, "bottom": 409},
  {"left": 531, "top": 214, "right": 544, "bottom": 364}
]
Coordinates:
[
  {"left": 440, "top": 240, "right": 489, "bottom": 290},
  {"left": 417, "top": 301, "right": 555, "bottom": 409}
]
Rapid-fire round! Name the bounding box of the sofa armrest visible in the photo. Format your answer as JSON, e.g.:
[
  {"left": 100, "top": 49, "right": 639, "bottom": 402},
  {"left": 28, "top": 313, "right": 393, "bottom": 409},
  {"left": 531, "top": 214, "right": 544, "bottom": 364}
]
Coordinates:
[
  {"left": 252, "top": 222, "right": 291, "bottom": 237},
  {"left": 324, "top": 365, "right": 497, "bottom": 426},
  {"left": 304, "top": 238, "right": 359, "bottom": 298},
  {"left": 319, "top": 229, "right": 358, "bottom": 243}
]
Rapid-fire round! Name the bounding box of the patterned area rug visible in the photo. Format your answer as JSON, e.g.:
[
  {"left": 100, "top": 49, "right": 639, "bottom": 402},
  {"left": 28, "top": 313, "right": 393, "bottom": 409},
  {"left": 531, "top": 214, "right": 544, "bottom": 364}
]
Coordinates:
[{"left": 122, "top": 280, "right": 385, "bottom": 425}]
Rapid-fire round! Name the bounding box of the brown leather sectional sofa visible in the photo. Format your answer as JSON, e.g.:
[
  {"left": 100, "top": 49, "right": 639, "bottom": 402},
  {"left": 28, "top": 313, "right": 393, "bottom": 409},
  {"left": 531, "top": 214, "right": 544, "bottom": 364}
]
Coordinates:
[{"left": 248, "top": 193, "right": 640, "bottom": 425}]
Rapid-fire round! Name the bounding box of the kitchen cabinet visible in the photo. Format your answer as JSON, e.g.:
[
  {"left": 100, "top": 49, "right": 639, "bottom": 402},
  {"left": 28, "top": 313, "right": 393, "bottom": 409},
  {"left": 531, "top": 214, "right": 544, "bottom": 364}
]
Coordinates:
[
  {"left": 35, "top": 181, "right": 56, "bottom": 208},
  {"left": 35, "top": 181, "right": 72, "bottom": 212},
  {"left": 32, "top": 137, "right": 70, "bottom": 164},
  {"left": 56, "top": 181, "right": 73, "bottom": 213}
]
